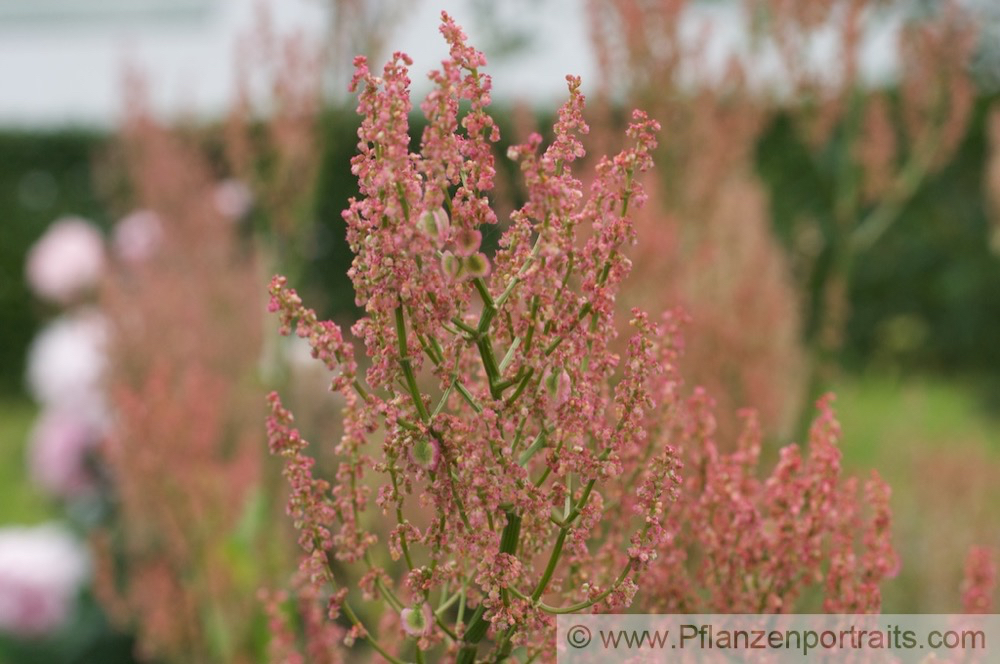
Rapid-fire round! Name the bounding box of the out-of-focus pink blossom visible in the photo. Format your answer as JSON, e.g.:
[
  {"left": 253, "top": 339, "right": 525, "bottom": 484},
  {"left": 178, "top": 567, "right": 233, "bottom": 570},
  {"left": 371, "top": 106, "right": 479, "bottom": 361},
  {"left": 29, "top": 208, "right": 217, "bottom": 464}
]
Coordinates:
[
  {"left": 962, "top": 546, "right": 997, "bottom": 614},
  {"left": 28, "top": 409, "right": 103, "bottom": 499},
  {"left": 26, "top": 310, "right": 107, "bottom": 411},
  {"left": 0, "top": 524, "right": 90, "bottom": 637},
  {"left": 112, "top": 210, "right": 163, "bottom": 264},
  {"left": 213, "top": 178, "right": 254, "bottom": 220},
  {"left": 25, "top": 217, "right": 105, "bottom": 304}
]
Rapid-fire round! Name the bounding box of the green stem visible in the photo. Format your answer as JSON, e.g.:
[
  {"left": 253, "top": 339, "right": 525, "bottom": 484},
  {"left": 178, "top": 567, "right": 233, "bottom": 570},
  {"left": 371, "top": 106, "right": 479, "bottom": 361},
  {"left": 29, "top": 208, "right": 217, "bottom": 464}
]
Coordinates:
[
  {"left": 850, "top": 150, "right": 931, "bottom": 252},
  {"left": 456, "top": 510, "right": 522, "bottom": 662},
  {"left": 544, "top": 303, "right": 592, "bottom": 356},
  {"left": 495, "top": 233, "right": 542, "bottom": 309},
  {"left": 498, "top": 336, "right": 521, "bottom": 374},
  {"left": 517, "top": 430, "right": 547, "bottom": 466},
  {"left": 503, "top": 367, "right": 535, "bottom": 407},
  {"left": 395, "top": 305, "right": 431, "bottom": 424},
  {"left": 387, "top": 463, "right": 416, "bottom": 572},
  {"left": 507, "top": 562, "right": 632, "bottom": 614},
  {"left": 454, "top": 381, "right": 484, "bottom": 413},
  {"left": 451, "top": 316, "right": 479, "bottom": 336},
  {"left": 531, "top": 530, "right": 567, "bottom": 602}
]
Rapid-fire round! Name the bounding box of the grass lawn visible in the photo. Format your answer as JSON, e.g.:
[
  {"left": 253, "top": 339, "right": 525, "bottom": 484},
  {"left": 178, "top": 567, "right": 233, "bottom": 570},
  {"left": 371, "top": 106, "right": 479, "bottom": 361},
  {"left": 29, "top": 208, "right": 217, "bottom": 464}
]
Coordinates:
[
  {"left": 0, "top": 397, "right": 56, "bottom": 525},
  {"left": 832, "top": 373, "right": 1000, "bottom": 613},
  {"left": 835, "top": 373, "right": 1000, "bottom": 467}
]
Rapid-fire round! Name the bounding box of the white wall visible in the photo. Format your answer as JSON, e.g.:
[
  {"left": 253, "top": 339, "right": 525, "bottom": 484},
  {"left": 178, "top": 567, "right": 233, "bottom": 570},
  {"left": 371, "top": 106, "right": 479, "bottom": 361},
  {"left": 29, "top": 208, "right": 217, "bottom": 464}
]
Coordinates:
[
  {"left": 0, "top": 0, "right": 947, "bottom": 130},
  {"left": 0, "top": 0, "right": 598, "bottom": 129}
]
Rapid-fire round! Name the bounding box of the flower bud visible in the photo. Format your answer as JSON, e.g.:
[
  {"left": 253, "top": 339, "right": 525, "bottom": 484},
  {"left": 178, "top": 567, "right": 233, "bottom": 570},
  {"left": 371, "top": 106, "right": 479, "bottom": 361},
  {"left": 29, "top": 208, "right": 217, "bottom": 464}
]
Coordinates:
[
  {"left": 409, "top": 436, "right": 441, "bottom": 470},
  {"left": 420, "top": 207, "right": 450, "bottom": 248},
  {"left": 453, "top": 227, "right": 481, "bottom": 257},
  {"left": 463, "top": 252, "right": 491, "bottom": 278},
  {"left": 400, "top": 602, "right": 433, "bottom": 637}
]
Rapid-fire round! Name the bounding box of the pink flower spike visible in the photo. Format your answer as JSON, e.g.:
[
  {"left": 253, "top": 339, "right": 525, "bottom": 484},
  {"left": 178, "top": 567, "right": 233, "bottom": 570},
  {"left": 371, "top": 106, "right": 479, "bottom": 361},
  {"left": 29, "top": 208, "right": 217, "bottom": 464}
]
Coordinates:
[{"left": 962, "top": 546, "right": 997, "bottom": 614}]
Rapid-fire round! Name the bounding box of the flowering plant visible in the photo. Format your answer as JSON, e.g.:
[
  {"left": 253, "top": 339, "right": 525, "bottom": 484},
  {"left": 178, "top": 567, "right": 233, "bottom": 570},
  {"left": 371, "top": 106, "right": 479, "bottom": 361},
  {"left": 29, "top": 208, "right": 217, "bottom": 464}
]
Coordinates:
[{"left": 265, "top": 13, "right": 899, "bottom": 662}]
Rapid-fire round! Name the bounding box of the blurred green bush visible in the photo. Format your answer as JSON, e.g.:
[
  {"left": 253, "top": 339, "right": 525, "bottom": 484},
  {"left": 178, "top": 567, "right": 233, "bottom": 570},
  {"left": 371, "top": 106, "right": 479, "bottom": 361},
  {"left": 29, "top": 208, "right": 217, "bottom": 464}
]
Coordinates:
[{"left": 758, "top": 93, "right": 1000, "bottom": 381}]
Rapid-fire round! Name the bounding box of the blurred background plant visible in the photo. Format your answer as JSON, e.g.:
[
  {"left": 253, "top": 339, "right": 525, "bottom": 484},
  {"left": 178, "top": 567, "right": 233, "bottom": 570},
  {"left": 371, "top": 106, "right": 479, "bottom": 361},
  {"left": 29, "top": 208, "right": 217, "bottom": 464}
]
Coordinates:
[
  {"left": 0, "top": 0, "right": 998, "bottom": 661},
  {"left": 586, "top": 0, "right": 806, "bottom": 443},
  {"left": 90, "top": 81, "right": 279, "bottom": 663}
]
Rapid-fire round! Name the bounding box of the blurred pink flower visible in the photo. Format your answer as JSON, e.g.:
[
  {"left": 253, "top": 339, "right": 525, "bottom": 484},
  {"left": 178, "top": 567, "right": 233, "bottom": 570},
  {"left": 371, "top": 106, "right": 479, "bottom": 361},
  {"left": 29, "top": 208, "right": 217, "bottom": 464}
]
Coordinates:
[
  {"left": 112, "top": 210, "right": 163, "bottom": 264},
  {"left": 26, "top": 310, "right": 107, "bottom": 411},
  {"left": 28, "top": 409, "right": 103, "bottom": 499},
  {"left": 213, "top": 178, "right": 254, "bottom": 220},
  {"left": 0, "top": 524, "right": 90, "bottom": 637},
  {"left": 25, "top": 217, "right": 105, "bottom": 304}
]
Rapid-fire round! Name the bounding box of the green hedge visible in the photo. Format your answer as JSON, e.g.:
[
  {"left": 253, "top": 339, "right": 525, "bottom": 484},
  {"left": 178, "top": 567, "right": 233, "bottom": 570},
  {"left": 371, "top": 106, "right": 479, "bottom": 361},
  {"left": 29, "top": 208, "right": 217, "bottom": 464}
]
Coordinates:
[
  {"left": 0, "top": 130, "right": 109, "bottom": 397},
  {"left": 756, "top": 94, "right": 1000, "bottom": 381}
]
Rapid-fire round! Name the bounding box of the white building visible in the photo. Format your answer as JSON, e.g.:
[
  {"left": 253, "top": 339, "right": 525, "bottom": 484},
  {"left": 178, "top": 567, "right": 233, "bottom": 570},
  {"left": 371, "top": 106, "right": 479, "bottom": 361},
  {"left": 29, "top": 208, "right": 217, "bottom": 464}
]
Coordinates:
[
  {"left": 0, "top": 0, "right": 599, "bottom": 128},
  {"left": 0, "top": 0, "right": 993, "bottom": 129}
]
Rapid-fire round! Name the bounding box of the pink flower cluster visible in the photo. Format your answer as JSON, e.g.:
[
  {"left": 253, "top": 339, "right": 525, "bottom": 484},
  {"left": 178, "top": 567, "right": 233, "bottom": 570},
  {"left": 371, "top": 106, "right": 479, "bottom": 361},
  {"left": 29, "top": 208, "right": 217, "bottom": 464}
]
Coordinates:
[
  {"left": 962, "top": 547, "right": 997, "bottom": 614},
  {"left": 265, "top": 13, "right": 899, "bottom": 662},
  {"left": 640, "top": 391, "right": 899, "bottom": 615}
]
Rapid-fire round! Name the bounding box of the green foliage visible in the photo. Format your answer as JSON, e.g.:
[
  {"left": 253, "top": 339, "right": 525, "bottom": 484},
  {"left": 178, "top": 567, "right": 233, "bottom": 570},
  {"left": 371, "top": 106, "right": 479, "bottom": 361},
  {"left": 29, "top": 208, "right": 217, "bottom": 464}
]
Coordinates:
[
  {"left": 847, "top": 95, "right": 1000, "bottom": 376},
  {"left": 756, "top": 93, "right": 1000, "bottom": 379},
  {"left": 0, "top": 398, "right": 53, "bottom": 524},
  {"left": 835, "top": 373, "right": 1000, "bottom": 468},
  {"left": 305, "top": 107, "right": 363, "bottom": 318},
  {"left": 0, "top": 130, "right": 108, "bottom": 397}
]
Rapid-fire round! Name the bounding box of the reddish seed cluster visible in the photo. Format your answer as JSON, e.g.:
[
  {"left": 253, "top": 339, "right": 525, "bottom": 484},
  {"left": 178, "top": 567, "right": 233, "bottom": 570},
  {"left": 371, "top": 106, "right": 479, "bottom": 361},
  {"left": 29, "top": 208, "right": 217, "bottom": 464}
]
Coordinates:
[
  {"left": 264, "top": 12, "right": 900, "bottom": 662},
  {"left": 962, "top": 547, "right": 998, "bottom": 614},
  {"left": 635, "top": 391, "right": 900, "bottom": 617}
]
